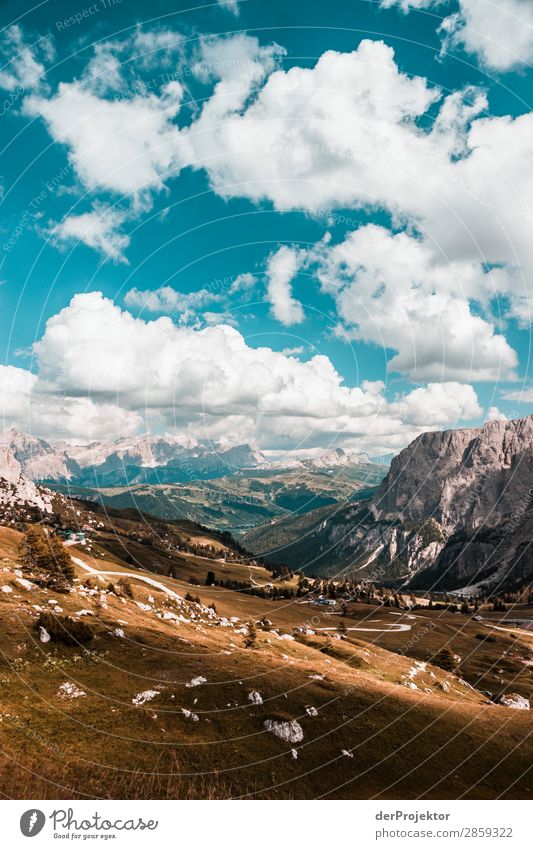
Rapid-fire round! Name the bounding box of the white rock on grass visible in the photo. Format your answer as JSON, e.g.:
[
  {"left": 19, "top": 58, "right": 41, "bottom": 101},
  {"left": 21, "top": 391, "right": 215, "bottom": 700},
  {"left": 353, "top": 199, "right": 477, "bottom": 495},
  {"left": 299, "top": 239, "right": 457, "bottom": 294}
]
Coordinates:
[
  {"left": 113, "top": 628, "right": 125, "bottom": 638},
  {"left": 248, "top": 690, "right": 263, "bottom": 705},
  {"left": 1, "top": 585, "right": 12, "bottom": 594},
  {"left": 306, "top": 706, "right": 318, "bottom": 717},
  {"left": 342, "top": 749, "right": 354, "bottom": 758},
  {"left": 162, "top": 612, "right": 180, "bottom": 621},
  {"left": 15, "top": 578, "right": 33, "bottom": 590},
  {"left": 132, "top": 689, "right": 160, "bottom": 705},
  {"left": 57, "top": 682, "right": 86, "bottom": 699},
  {"left": 186, "top": 675, "right": 207, "bottom": 688},
  {"left": 39, "top": 627, "right": 51, "bottom": 643},
  {"left": 264, "top": 719, "right": 304, "bottom": 743},
  {"left": 181, "top": 708, "right": 200, "bottom": 722},
  {"left": 291, "top": 748, "right": 298, "bottom": 759},
  {"left": 497, "top": 693, "right": 530, "bottom": 710}
]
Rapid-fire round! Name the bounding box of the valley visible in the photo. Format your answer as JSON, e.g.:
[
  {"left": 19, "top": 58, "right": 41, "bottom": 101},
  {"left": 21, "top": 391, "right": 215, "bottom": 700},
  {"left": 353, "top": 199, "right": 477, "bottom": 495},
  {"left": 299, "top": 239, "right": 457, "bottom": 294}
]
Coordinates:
[{"left": 0, "top": 416, "right": 531, "bottom": 800}]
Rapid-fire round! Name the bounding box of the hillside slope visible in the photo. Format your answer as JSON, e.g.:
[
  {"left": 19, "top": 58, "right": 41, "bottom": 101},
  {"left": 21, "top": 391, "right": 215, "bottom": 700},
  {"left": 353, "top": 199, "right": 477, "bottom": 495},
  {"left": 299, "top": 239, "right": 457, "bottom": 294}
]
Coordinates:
[{"left": 0, "top": 523, "right": 532, "bottom": 800}]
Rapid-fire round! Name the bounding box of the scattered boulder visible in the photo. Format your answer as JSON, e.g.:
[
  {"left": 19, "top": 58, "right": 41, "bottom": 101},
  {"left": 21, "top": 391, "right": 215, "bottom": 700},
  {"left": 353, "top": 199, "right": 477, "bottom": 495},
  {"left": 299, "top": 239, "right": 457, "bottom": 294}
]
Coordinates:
[
  {"left": 39, "top": 626, "right": 51, "bottom": 643},
  {"left": 57, "top": 682, "right": 86, "bottom": 700},
  {"left": 186, "top": 675, "right": 207, "bottom": 688},
  {"left": 264, "top": 719, "right": 304, "bottom": 743},
  {"left": 248, "top": 690, "right": 263, "bottom": 705},
  {"left": 497, "top": 693, "right": 530, "bottom": 710},
  {"left": 132, "top": 689, "right": 160, "bottom": 706}
]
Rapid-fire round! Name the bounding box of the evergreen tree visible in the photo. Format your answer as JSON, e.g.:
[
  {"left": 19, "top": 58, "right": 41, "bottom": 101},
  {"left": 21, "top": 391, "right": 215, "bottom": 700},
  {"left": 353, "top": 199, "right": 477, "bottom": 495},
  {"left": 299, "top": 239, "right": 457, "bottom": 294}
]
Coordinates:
[
  {"left": 244, "top": 620, "right": 258, "bottom": 649},
  {"left": 433, "top": 647, "right": 457, "bottom": 672},
  {"left": 46, "top": 535, "right": 75, "bottom": 584},
  {"left": 18, "top": 526, "right": 47, "bottom": 573}
]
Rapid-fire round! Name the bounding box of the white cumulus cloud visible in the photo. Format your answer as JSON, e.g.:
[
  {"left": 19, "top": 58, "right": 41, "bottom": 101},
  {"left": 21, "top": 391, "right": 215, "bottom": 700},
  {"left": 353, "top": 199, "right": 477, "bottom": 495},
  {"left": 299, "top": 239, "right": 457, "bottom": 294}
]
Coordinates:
[
  {"left": 310, "top": 224, "right": 518, "bottom": 382},
  {"left": 20, "top": 291, "right": 482, "bottom": 449},
  {"left": 50, "top": 206, "right": 130, "bottom": 262},
  {"left": 265, "top": 246, "right": 305, "bottom": 325}
]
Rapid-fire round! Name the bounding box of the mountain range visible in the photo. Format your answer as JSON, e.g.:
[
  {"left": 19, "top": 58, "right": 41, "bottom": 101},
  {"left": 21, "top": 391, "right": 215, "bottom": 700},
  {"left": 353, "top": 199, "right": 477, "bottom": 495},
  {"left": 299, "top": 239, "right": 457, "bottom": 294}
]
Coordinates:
[
  {"left": 244, "top": 416, "right": 533, "bottom": 594},
  {"left": 1, "top": 417, "right": 532, "bottom": 594},
  {"left": 0, "top": 429, "right": 388, "bottom": 532},
  {"left": 0, "top": 429, "right": 269, "bottom": 486}
]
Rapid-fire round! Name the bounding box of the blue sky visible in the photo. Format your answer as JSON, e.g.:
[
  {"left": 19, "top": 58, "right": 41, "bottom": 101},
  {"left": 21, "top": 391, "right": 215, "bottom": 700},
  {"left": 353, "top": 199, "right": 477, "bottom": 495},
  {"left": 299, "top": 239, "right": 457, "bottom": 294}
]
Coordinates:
[{"left": 0, "top": 0, "right": 532, "bottom": 454}]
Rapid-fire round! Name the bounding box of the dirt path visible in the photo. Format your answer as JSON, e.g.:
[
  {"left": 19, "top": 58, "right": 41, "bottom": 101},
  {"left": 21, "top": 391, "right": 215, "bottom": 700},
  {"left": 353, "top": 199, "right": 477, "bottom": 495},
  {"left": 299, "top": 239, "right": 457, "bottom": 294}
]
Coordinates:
[
  {"left": 315, "top": 622, "right": 412, "bottom": 634},
  {"left": 72, "top": 556, "right": 183, "bottom": 602}
]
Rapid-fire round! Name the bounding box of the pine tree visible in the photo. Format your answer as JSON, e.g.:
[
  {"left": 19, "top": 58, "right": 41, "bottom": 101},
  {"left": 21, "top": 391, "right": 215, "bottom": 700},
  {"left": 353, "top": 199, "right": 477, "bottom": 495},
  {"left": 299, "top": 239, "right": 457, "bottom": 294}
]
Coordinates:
[
  {"left": 433, "top": 647, "right": 457, "bottom": 672},
  {"left": 18, "top": 526, "right": 48, "bottom": 573},
  {"left": 46, "top": 535, "right": 75, "bottom": 584},
  {"left": 244, "top": 620, "right": 258, "bottom": 649}
]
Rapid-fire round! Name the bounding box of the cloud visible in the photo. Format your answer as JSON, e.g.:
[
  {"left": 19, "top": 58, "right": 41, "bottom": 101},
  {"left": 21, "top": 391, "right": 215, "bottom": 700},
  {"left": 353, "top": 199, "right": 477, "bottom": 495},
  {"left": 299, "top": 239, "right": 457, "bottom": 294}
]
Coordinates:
[
  {"left": 124, "top": 285, "right": 222, "bottom": 321},
  {"left": 188, "top": 39, "right": 439, "bottom": 212},
  {"left": 380, "top": 0, "right": 436, "bottom": 10},
  {"left": 265, "top": 246, "right": 305, "bottom": 325},
  {"left": 390, "top": 382, "right": 482, "bottom": 425},
  {"left": 310, "top": 224, "right": 518, "bottom": 382},
  {"left": 24, "top": 81, "right": 189, "bottom": 204},
  {"left": 186, "top": 37, "right": 533, "bottom": 324},
  {"left": 487, "top": 405, "right": 508, "bottom": 421},
  {"left": 382, "top": 0, "right": 533, "bottom": 72},
  {"left": 0, "top": 365, "right": 37, "bottom": 420},
  {"left": 217, "top": 0, "right": 240, "bottom": 15},
  {"left": 501, "top": 388, "right": 533, "bottom": 403},
  {"left": 50, "top": 206, "right": 130, "bottom": 262},
  {"left": 0, "top": 25, "right": 54, "bottom": 94},
  {"left": 21, "top": 29, "right": 533, "bottom": 327},
  {"left": 0, "top": 363, "right": 140, "bottom": 440},
  {"left": 19, "top": 291, "right": 481, "bottom": 449},
  {"left": 82, "top": 26, "right": 186, "bottom": 97},
  {"left": 440, "top": 0, "right": 533, "bottom": 71},
  {"left": 228, "top": 272, "right": 257, "bottom": 294},
  {"left": 124, "top": 272, "right": 258, "bottom": 324}
]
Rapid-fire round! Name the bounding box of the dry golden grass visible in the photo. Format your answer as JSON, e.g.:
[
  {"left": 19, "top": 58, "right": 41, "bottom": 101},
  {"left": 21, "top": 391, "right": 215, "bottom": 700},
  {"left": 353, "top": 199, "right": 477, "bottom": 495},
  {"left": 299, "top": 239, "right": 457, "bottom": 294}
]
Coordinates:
[{"left": 0, "top": 527, "right": 532, "bottom": 800}]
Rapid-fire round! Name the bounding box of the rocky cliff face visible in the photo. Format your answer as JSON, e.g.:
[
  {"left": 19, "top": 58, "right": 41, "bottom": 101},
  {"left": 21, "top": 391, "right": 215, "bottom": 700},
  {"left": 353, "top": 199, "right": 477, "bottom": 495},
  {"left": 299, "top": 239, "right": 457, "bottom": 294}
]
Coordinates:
[
  {"left": 245, "top": 416, "right": 533, "bottom": 592},
  {"left": 0, "top": 437, "right": 53, "bottom": 521},
  {"left": 374, "top": 416, "right": 533, "bottom": 534}
]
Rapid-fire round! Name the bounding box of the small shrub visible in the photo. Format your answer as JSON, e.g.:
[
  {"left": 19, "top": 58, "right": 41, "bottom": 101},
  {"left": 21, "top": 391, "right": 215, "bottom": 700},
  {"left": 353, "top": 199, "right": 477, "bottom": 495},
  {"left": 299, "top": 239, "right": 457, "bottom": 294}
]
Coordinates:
[
  {"left": 244, "top": 621, "right": 258, "bottom": 649},
  {"left": 117, "top": 578, "right": 134, "bottom": 599},
  {"left": 432, "top": 647, "right": 458, "bottom": 672},
  {"left": 36, "top": 612, "right": 94, "bottom": 646},
  {"left": 44, "top": 575, "right": 72, "bottom": 594}
]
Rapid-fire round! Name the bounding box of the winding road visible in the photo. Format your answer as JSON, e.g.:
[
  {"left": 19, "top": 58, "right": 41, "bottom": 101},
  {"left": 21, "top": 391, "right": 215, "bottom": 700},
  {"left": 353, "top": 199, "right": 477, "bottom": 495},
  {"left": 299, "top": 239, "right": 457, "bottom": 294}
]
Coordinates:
[{"left": 71, "top": 556, "right": 413, "bottom": 634}]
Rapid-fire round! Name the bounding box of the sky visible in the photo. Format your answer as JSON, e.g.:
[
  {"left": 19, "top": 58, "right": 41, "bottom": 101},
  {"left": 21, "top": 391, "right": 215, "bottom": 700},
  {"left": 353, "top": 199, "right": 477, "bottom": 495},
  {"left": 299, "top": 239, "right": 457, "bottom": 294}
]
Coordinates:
[{"left": 0, "top": 0, "right": 532, "bottom": 457}]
